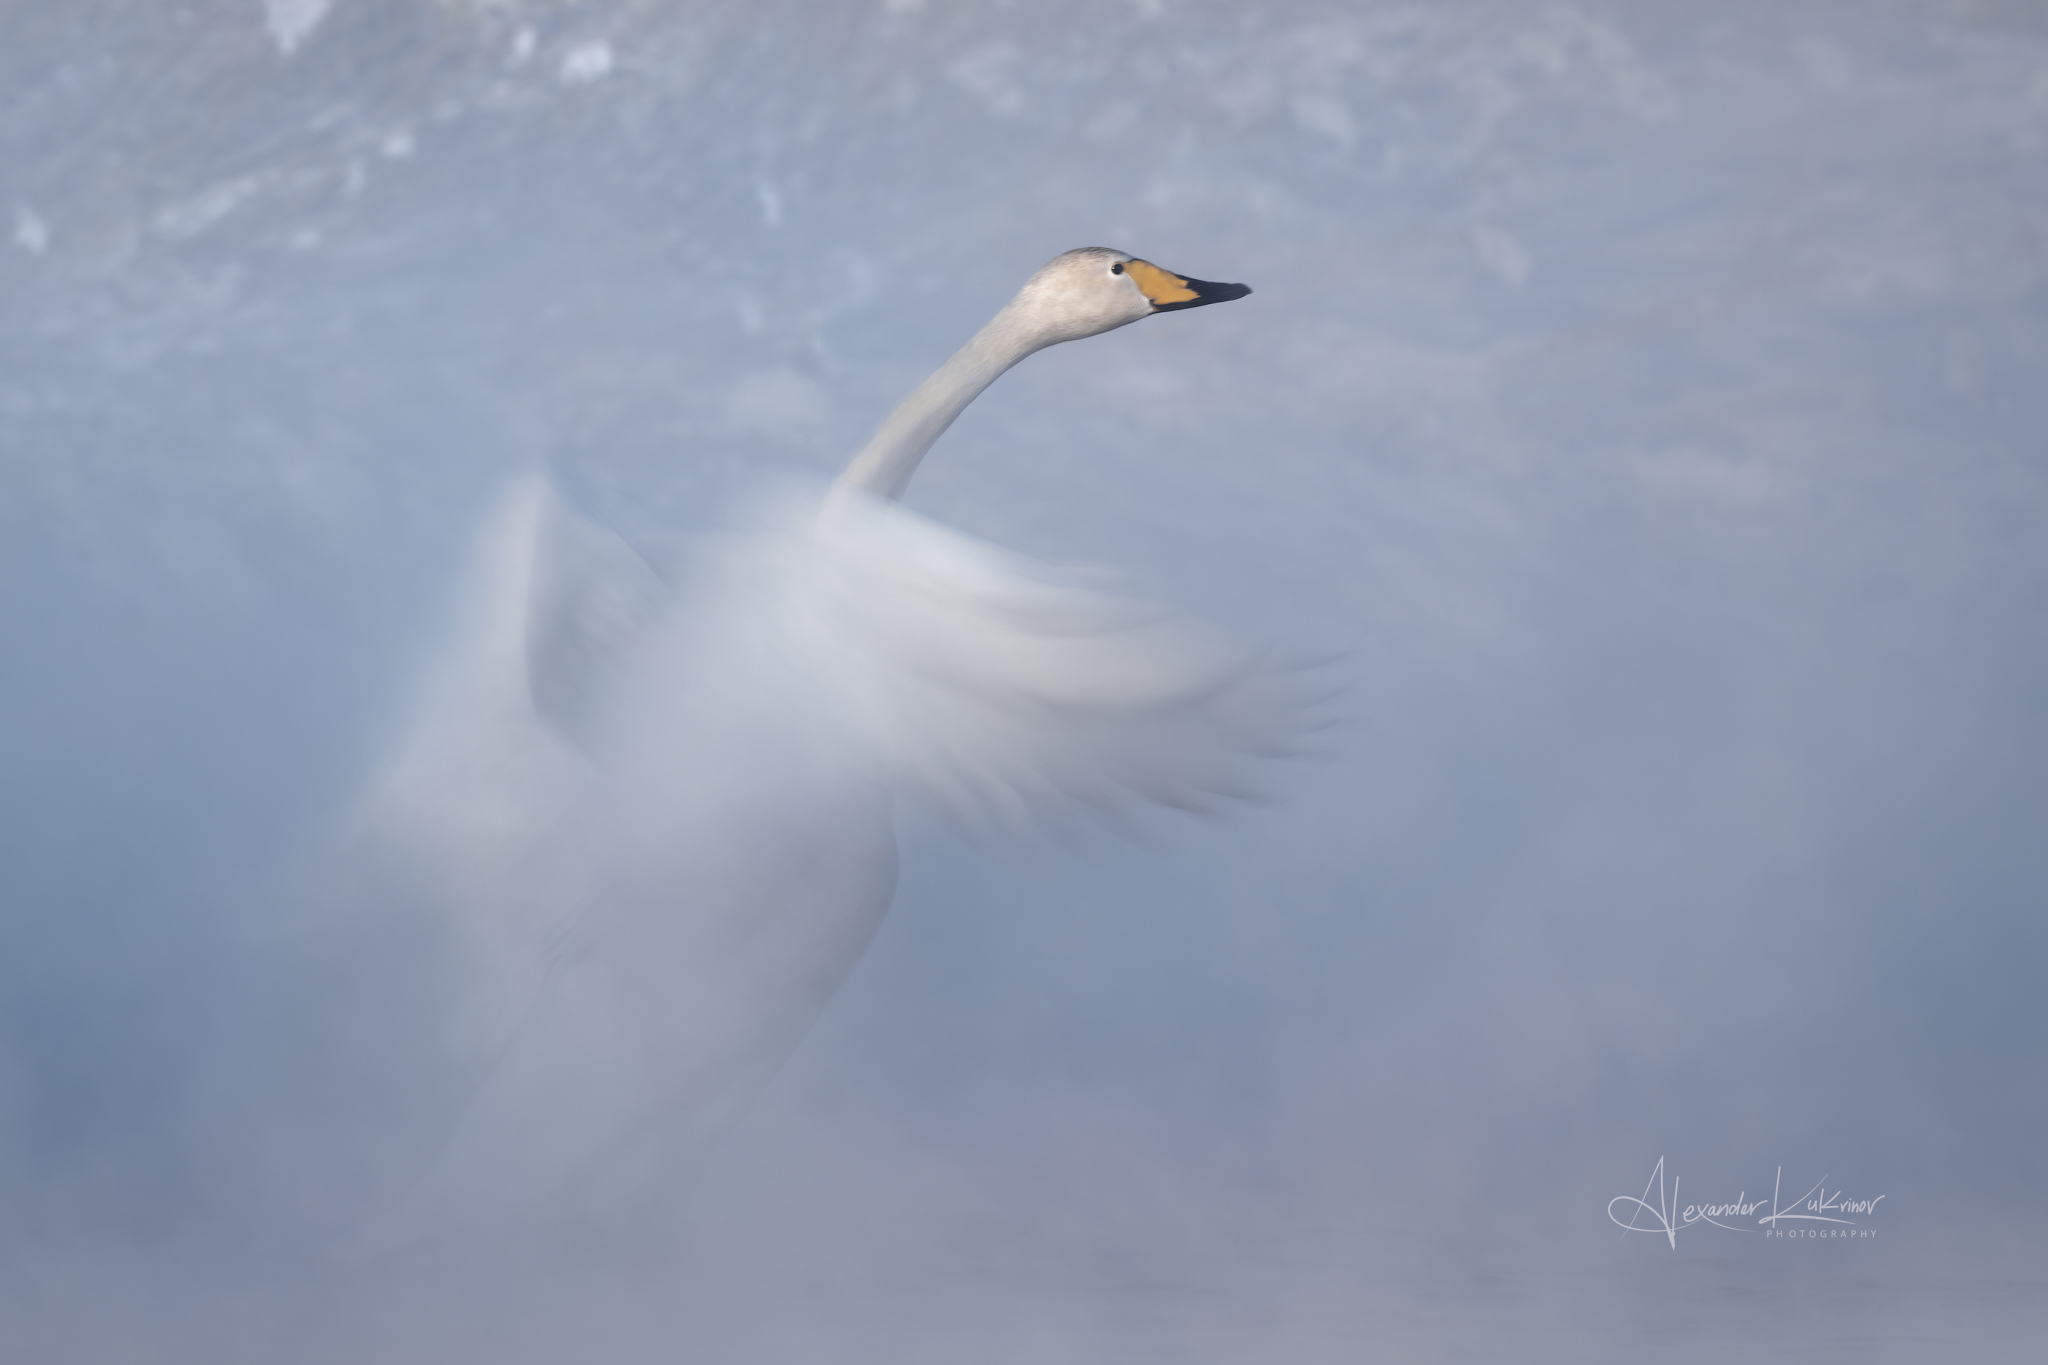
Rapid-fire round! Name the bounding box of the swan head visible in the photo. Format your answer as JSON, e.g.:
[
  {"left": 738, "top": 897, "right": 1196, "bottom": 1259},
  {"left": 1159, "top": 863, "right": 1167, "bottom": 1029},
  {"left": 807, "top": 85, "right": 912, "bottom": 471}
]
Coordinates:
[
  {"left": 1000, "top": 247, "right": 1251, "bottom": 350},
  {"left": 834, "top": 248, "right": 1251, "bottom": 498}
]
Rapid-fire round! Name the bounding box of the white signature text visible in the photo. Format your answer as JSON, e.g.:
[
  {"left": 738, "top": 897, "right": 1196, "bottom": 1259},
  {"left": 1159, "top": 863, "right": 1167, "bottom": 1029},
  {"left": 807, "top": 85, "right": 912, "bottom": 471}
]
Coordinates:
[{"left": 1608, "top": 1157, "right": 1885, "bottom": 1249}]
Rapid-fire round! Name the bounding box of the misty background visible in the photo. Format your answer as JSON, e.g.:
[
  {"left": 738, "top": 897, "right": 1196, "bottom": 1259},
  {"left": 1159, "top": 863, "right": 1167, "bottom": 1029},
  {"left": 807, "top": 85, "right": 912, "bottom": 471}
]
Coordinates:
[{"left": 3, "top": 1, "right": 2045, "bottom": 1360}]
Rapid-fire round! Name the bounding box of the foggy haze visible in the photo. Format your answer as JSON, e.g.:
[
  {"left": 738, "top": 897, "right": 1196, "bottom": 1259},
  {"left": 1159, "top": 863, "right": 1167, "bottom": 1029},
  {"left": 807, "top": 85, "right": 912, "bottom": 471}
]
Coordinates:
[{"left": 3, "top": 1, "right": 2045, "bottom": 1360}]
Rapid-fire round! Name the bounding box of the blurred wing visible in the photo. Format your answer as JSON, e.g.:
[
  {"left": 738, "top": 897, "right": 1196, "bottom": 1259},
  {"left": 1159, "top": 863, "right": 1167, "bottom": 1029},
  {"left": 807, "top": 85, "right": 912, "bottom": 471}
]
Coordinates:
[
  {"left": 809, "top": 488, "right": 1298, "bottom": 835},
  {"left": 331, "top": 475, "right": 664, "bottom": 1054},
  {"left": 523, "top": 479, "right": 672, "bottom": 751}
]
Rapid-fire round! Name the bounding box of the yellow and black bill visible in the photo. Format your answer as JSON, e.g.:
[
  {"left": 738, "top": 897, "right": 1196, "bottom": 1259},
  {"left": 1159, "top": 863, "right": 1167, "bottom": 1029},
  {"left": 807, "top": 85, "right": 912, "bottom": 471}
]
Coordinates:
[{"left": 1119, "top": 258, "right": 1253, "bottom": 312}]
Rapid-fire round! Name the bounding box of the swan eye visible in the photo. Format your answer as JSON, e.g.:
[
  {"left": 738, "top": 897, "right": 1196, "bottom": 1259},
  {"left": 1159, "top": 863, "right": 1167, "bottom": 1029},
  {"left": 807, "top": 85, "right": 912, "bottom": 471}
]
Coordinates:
[{"left": 1110, "top": 262, "right": 1124, "bottom": 274}]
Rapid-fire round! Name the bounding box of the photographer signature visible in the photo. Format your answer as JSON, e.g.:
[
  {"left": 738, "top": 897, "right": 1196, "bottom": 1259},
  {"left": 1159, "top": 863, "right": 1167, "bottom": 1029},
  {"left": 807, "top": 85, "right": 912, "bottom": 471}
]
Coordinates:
[{"left": 1608, "top": 1157, "right": 1885, "bottom": 1249}]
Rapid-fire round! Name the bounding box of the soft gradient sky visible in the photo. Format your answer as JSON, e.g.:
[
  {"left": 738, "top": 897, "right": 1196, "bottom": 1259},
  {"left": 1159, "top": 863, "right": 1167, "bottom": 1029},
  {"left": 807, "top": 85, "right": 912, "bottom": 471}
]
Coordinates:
[{"left": 4, "top": 1, "right": 2045, "bottom": 1360}]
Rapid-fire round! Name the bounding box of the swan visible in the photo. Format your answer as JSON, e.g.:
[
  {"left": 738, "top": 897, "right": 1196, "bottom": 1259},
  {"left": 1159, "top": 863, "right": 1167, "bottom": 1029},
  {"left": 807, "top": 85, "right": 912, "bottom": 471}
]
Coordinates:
[{"left": 335, "top": 248, "right": 1270, "bottom": 1245}]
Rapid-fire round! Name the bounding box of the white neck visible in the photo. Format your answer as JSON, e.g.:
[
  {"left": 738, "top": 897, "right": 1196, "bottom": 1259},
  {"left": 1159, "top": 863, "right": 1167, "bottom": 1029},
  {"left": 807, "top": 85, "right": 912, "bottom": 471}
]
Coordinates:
[{"left": 833, "top": 306, "right": 1047, "bottom": 500}]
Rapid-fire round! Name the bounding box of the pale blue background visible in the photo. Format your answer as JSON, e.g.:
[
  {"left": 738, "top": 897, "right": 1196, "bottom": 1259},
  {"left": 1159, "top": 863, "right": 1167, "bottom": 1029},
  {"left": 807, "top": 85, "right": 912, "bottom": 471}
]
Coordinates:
[{"left": 3, "top": 1, "right": 2044, "bottom": 1359}]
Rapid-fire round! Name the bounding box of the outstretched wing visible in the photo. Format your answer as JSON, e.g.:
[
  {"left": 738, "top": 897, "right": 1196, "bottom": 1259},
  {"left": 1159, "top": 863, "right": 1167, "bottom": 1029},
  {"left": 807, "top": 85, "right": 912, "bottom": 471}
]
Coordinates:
[
  {"left": 331, "top": 475, "right": 665, "bottom": 1058},
  {"left": 803, "top": 486, "right": 1300, "bottom": 835}
]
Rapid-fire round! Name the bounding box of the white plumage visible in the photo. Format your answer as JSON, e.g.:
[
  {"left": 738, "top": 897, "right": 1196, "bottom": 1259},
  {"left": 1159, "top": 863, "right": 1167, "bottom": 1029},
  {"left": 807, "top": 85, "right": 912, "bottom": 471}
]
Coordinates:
[{"left": 336, "top": 249, "right": 1281, "bottom": 1243}]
